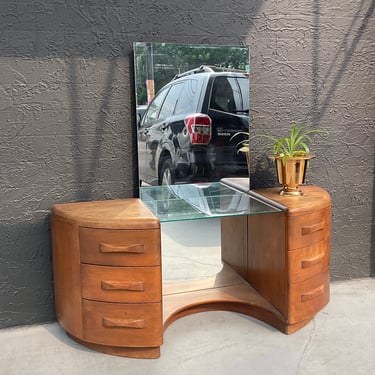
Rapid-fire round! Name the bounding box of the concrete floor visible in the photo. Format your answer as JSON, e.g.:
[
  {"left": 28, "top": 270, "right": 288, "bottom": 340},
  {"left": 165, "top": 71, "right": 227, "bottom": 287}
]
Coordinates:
[{"left": 1, "top": 220, "right": 375, "bottom": 375}]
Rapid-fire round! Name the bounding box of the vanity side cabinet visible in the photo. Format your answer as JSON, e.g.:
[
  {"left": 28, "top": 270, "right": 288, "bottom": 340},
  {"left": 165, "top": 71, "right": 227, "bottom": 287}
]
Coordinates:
[
  {"left": 255, "top": 186, "right": 331, "bottom": 333},
  {"left": 51, "top": 198, "right": 163, "bottom": 359},
  {"left": 246, "top": 211, "right": 288, "bottom": 316},
  {"left": 221, "top": 216, "right": 248, "bottom": 279},
  {"left": 51, "top": 217, "right": 84, "bottom": 338}
]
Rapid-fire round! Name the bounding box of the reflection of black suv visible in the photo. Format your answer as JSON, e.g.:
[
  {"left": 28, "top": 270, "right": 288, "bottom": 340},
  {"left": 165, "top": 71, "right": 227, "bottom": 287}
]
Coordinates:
[{"left": 137, "top": 66, "right": 249, "bottom": 185}]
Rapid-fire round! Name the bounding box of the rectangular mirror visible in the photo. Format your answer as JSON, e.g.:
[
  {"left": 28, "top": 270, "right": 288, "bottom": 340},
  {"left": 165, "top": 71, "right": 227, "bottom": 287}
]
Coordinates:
[{"left": 133, "top": 42, "right": 250, "bottom": 187}]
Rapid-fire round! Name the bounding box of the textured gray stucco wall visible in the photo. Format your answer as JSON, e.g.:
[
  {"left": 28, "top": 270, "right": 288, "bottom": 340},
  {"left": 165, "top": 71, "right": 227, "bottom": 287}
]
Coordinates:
[{"left": 0, "top": 1, "right": 374, "bottom": 328}]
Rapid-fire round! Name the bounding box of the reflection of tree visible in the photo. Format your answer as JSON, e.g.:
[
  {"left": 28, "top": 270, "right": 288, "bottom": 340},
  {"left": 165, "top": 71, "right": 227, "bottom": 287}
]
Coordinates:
[{"left": 134, "top": 43, "right": 249, "bottom": 105}]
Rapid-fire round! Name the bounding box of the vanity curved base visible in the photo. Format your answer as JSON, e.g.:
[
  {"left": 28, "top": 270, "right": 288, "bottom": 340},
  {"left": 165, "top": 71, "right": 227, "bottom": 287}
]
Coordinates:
[{"left": 67, "top": 333, "right": 161, "bottom": 359}]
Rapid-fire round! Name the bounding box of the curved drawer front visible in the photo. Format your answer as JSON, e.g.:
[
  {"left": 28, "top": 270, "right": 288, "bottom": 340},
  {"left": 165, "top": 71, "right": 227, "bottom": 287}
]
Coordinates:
[
  {"left": 288, "top": 239, "right": 330, "bottom": 284},
  {"left": 81, "top": 264, "right": 161, "bottom": 303},
  {"left": 288, "top": 207, "right": 330, "bottom": 250},
  {"left": 79, "top": 227, "right": 160, "bottom": 266},
  {"left": 288, "top": 270, "right": 330, "bottom": 324},
  {"left": 82, "top": 300, "right": 163, "bottom": 347}
]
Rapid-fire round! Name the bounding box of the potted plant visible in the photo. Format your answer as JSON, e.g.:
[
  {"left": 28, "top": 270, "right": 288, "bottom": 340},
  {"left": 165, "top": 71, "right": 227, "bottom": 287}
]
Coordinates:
[{"left": 258, "top": 122, "right": 328, "bottom": 196}]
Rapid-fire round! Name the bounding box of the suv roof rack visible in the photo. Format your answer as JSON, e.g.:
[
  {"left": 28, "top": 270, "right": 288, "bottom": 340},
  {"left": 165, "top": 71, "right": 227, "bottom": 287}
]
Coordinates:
[{"left": 173, "top": 65, "right": 246, "bottom": 80}]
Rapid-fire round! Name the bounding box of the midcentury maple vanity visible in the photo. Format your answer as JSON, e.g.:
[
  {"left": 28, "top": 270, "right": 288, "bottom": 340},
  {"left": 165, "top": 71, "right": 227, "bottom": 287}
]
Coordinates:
[{"left": 51, "top": 179, "right": 331, "bottom": 358}]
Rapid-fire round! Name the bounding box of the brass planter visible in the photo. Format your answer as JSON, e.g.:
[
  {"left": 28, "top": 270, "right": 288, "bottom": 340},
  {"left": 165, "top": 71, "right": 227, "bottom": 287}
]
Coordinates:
[{"left": 273, "top": 155, "right": 314, "bottom": 196}]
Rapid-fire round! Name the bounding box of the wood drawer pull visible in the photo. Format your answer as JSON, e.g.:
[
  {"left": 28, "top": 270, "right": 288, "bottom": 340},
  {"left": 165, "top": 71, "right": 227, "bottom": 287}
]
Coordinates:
[
  {"left": 99, "top": 243, "right": 144, "bottom": 254},
  {"left": 301, "top": 285, "right": 324, "bottom": 302},
  {"left": 102, "top": 317, "right": 146, "bottom": 329},
  {"left": 301, "top": 221, "right": 325, "bottom": 235},
  {"left": 101, "top": 280, "right": 145, "bottom": 291},
  {"left": 301, "top": 254, "right": 324, "bottom": 269}
]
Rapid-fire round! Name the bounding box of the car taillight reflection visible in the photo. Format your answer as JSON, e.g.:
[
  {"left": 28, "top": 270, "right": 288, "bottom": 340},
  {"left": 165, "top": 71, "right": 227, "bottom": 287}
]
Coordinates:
[{"left": 184, "top": 114, "right": 212, "bottom": 145}]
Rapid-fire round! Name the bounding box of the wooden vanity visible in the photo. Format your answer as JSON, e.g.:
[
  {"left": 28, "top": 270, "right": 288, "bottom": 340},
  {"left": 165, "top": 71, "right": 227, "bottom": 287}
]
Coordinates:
[{"left": 51, "top": 183, "right": 331, "bottom": 358}]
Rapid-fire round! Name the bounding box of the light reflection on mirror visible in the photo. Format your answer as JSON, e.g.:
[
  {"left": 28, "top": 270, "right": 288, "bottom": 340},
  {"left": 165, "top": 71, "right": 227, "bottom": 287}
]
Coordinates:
[
  {"left": 133, "top": 42, "right": 250, "bottom": 187},
  {"left": 161, "top": 218, "right": 222, "bottom": 282}
]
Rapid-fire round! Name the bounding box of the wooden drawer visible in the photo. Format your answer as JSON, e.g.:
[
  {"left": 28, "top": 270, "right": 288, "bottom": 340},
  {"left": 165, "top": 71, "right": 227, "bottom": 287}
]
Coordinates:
[
  {"left": 81, "top": 264, "right": 161, "bottom": 303},
  {"left": 288, "top": 207, "right": 330, "bottom": 250},
  {"left": 288, "top": 239, "right": 330, "bottom": 284},
  {"left": 288, "top": 270, "right": 330, "bottom": 324},
  {"left": 82, "top": 300, "right": 163, "bottom": 347},
  {"left": 79, "top": 227, "right": 160, "bottom": 266}
]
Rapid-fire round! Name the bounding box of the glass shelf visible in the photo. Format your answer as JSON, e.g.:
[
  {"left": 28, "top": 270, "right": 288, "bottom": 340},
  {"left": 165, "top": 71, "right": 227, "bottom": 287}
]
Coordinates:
[{"left": 140, "top": 182, "right": 282, "bottom": 222}]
